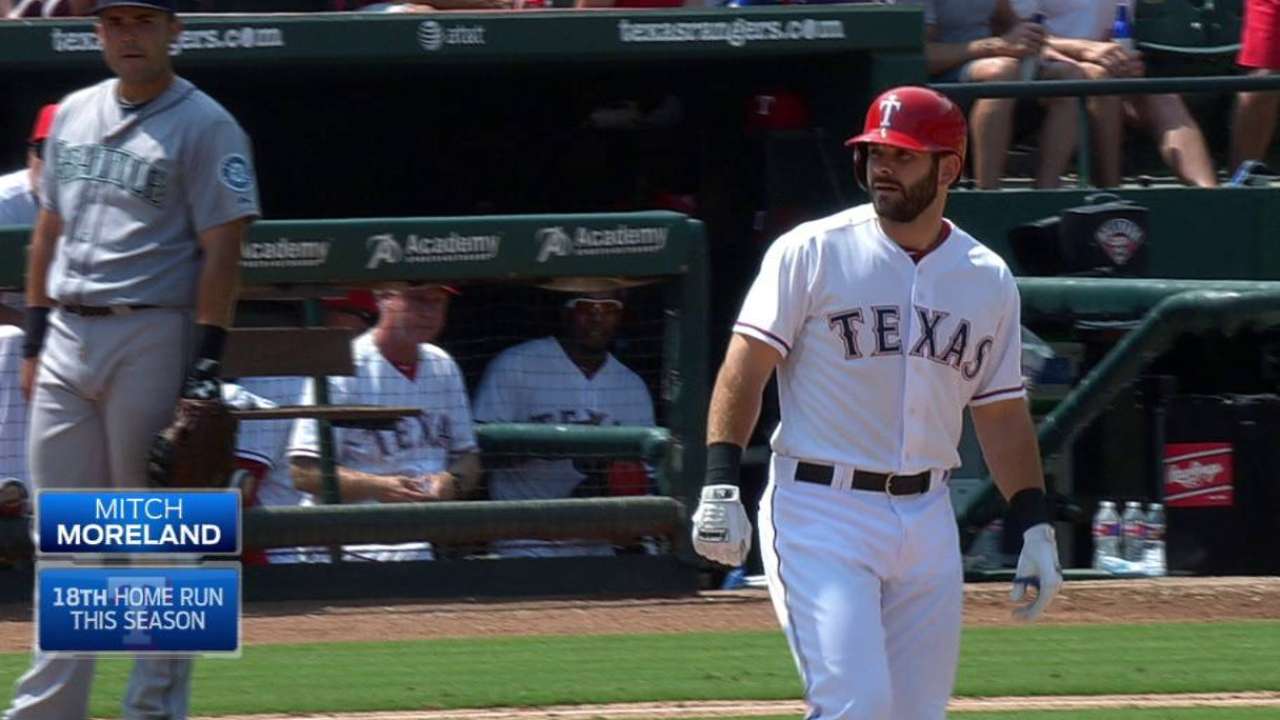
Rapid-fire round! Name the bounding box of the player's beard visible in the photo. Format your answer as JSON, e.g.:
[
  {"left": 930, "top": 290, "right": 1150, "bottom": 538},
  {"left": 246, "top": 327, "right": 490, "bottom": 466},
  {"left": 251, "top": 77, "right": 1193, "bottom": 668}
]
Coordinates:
[{"left": 872, "top": 158, "right": 939, "bottom": 223}]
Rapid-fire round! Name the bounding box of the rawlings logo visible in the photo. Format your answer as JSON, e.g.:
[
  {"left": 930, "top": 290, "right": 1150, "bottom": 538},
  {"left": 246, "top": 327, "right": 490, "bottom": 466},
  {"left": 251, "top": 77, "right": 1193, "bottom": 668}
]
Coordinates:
[
  {"left": 1095, "top": 218, "right": 1144, "bottom": 266},
  {"left": 1166, "top": 461, "right": 1225, "bottom": 489},
  {"left": 1163, "top": 443, "right": 1233, "bottom": 507}
]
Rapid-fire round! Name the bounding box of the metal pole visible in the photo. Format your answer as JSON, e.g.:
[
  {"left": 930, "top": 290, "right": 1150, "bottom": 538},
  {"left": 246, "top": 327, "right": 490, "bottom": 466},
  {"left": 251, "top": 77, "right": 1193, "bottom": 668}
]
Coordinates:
[
  {"left": 1076, "top": 96, "right": 1091, "bottom": 188},
  {"left": 302, "top": 299, "right": 341, "bottom": 507}
]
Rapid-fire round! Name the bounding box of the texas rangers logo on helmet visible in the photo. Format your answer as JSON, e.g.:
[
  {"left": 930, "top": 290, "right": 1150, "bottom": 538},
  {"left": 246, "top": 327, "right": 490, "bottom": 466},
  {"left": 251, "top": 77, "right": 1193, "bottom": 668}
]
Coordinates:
[
  {"left": 878, "top": 93, "right": 902, "bottom": 138},
  {"left": 219, "top": 154, "right": 254, "bottom": 193}
]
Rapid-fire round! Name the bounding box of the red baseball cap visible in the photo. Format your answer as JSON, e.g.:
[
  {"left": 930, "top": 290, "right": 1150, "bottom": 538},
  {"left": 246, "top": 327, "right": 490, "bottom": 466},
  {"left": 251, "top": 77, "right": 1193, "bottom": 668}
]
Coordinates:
[
  {"left": 30, "top": 104, "right": 57, "bottom": 143},
  {"left": 322, "top": 290, "right": 378, "bottom": 317}
]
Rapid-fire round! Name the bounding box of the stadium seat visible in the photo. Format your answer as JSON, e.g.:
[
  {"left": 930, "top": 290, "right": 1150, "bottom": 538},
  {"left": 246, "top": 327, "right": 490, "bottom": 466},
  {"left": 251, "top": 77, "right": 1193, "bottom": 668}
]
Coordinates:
[{"left": 1135, "top": 0, "right": 1241, "bottom": 75}]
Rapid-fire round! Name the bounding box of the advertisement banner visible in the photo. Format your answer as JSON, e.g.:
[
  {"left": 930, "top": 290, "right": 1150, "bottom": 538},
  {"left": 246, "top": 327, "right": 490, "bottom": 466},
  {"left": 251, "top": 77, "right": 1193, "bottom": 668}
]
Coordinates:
[
  {"left": 1163, "top": 442, "right": 1234, "bottom": 508},
  {"left": 38, "top": 565, "right": 240, "bottom": 655}
]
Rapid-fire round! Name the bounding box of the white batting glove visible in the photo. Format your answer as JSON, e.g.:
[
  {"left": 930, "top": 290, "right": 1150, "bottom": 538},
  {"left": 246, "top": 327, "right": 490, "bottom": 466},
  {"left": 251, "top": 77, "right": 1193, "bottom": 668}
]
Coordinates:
[
  {"left": 1011, "top": 522, "right": 1063, "bottom": 622},
  {"left": 691, "top": 484, "right": 752, "bottom": 567}
]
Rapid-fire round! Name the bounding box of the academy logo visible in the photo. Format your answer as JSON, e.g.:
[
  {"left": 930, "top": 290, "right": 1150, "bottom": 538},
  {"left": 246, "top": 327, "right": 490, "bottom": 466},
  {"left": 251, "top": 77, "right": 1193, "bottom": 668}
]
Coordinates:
[
  {"left": 1095, "top": 218, "right": 1144, "bottom": 266},
  {"left": 417, "top": 20, "right": 486, "bottom": 52},
  {"left": 366, "top": 232, "right": 501, "bottom": 269},
  {"left": 535, "top": 225, "right": 668, "bottom": 263},
  {"left": 219, "top": 154, "right": 254, "bottom": 193},
  {"left": 240, "top": 238, "right": 331, "bottom": 268},
  {"left": 366, "top": 234, "right": 404, "bottom": 269}
]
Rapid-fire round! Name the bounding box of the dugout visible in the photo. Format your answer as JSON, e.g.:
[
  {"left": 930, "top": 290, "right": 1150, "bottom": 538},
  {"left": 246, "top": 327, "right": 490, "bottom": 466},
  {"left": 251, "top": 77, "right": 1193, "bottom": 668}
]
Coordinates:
[{"left": 0, "top": 6, "right": 923, "bottom": 342}]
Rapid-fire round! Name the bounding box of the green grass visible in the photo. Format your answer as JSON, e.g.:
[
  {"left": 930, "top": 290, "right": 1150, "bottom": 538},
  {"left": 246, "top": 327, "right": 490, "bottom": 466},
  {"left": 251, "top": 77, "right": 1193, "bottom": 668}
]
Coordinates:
[{"left": 0, "top": 621, "right": 1274, "bottom": 717}]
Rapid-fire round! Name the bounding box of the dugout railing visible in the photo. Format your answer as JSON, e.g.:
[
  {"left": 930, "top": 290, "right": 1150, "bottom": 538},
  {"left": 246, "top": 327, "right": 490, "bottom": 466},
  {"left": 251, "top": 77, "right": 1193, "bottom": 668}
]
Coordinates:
[{"left": 955, "top": 278, "right": 1280, "bottom": 558}]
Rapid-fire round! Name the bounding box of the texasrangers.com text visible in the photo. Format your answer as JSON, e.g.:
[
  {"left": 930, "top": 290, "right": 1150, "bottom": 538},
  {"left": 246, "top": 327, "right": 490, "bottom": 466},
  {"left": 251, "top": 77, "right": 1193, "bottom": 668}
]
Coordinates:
[
  {"left": 51, "top": 26, "right": 286, "bottom": 54},
  {"left": 618, "top": 17, "right": 845, "bottom": 47}
]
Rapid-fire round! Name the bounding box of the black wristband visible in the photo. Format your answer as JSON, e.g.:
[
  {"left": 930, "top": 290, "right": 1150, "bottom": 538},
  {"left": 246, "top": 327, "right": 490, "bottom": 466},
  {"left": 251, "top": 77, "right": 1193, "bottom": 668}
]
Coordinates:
[
  {"left": 21, "top": 307, "right": 50, "bottom": 359},
  {"left": 705, "top": 442, "right": 743, "bottom": 487},
  {"left": 194, "top": 324, "right": 227, "bottom": 363},
  {"left": 1009, "top": 487, "right": 1051, "bottom": 530}
]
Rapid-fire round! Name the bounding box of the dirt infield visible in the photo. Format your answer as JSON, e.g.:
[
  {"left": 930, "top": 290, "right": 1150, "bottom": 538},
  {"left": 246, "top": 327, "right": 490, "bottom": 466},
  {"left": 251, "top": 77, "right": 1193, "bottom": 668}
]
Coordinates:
[
  {"left": 202, "top": 693, "right": 1280, "bottom": 719},
  {"left": 0, "top": 577, "right": 1276, "bottom": 718},
  {"left": 2, "top": 576, "right": 1279, "bottom": 651}
]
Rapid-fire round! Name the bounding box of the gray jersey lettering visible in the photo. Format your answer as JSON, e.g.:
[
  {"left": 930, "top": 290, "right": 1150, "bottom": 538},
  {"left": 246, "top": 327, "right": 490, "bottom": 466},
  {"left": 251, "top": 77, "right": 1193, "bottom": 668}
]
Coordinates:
[{"left": 40, "top": 77, "right": 260, "bottom": 307}]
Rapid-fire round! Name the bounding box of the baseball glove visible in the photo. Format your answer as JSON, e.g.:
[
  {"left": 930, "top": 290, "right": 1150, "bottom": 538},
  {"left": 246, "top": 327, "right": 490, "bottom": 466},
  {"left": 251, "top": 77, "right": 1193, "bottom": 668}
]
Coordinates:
[{"left": 146, "top": 398, "right": 238, "bottom": 488}]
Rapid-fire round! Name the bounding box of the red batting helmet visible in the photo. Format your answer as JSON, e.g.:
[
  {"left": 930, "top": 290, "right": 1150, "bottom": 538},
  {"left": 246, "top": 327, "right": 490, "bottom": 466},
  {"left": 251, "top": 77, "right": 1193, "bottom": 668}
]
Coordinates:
[{"left": 844, "top": 86, "right": 967, "bottom": 190}]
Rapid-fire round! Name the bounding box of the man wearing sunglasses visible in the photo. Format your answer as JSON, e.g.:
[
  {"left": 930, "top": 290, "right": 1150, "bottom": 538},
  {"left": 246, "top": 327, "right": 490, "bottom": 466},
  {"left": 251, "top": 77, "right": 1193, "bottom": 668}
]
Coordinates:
[
  {"left": 0, "top": 104, "right": 56, "bottom": 229},
  {"left": 473, "top": 289, "right": 656, "bottom": 557}
]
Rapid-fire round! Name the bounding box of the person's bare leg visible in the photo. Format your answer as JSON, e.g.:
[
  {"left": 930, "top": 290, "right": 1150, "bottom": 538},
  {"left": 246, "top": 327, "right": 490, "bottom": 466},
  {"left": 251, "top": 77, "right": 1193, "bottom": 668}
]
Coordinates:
[
  {"left": 1136, "top": 94, "right": 1218, "bottom": 187},
  {"left": 1034, "top": 61, "right": 1084, "bottom": 189},
  {"left": 1075, "top": 62, "right": 1123, "bottom": 187},
  {"left": 1231, "top": 71, "right": 1279, "bottom": 169},
  {"left": 966, "top": 57, "right": 1020, "bottom": 189}
]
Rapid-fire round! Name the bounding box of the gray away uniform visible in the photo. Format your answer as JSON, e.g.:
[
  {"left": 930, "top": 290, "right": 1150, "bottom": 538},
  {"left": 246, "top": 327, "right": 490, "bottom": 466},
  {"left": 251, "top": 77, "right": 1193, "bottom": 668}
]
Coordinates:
[{"left": 4, "top": 77, "right": 259, "bottom": 720}]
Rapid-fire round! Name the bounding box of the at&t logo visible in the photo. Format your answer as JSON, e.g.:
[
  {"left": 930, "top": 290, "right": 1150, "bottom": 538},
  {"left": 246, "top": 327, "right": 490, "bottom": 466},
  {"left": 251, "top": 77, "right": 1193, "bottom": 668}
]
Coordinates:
[{"left": 417, "top": 21, "right": 443, "bottom": 51}]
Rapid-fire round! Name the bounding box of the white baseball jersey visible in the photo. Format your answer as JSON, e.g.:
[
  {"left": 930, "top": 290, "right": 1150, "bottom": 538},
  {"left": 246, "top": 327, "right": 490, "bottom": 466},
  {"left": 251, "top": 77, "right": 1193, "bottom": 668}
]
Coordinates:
[
  {"left": 222, "top": 382, "right": 317, "bottom": 564},
  {"left": 472, "top": 336, "right": 655, "bottom": 558},
  {"left": 742, "top": 203, "right": 1024, "bottom": 720},
  {"left": 287, "top": 331, "right": 477, "bottom": 562},
  {"left": 222, "top": 382, "right": 308, "bottom": 510},
  {"left": 736, "top": 203, "right": 1025, "bottom": 475},
  {"left": 473, "top": 336, "right": 655, "bottom": 501},
  {"left": 0, "top": 168, "right": 37, "bottom": 227},
  {"left": 0, "top": 326, "right": 27, "bottom": 490}
]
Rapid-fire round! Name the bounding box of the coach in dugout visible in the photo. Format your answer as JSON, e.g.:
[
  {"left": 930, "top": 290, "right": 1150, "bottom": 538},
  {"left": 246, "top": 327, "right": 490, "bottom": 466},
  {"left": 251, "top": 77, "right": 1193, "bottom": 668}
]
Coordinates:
[
  {"left": 472, "top": 287, "right": 656, "bottom": 558},
  {"left": 286, "top": 285, "right": 479, "bottom": 562}
]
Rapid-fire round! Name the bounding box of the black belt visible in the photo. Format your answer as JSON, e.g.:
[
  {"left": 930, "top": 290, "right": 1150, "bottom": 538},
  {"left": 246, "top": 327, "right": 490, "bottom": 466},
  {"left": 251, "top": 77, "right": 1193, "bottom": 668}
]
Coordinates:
[
  {"left": 794, "top": 461, "right": 931, "bottom": 496},
  {"left": 60, "top": 304, "right": 159, "bottom": 317}
]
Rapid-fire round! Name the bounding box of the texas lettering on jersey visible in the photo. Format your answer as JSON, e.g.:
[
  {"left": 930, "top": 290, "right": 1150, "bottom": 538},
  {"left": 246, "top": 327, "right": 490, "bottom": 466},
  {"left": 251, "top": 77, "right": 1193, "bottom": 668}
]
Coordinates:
[
  {"left": 353, "top": 412, "right": 454, "bottom": 459},
  {"left": 528, "top": 409, "right": 612, "bottom": 425},
  {"left": 826, "top": 304, "right": 993, "bottom": 380}
]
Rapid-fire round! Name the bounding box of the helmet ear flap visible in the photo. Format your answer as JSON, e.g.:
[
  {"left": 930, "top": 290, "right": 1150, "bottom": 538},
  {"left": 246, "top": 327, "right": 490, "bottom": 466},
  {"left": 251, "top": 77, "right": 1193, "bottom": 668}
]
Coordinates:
[{"left": 853, "top": 144, "right": 869, "bottom": 191}]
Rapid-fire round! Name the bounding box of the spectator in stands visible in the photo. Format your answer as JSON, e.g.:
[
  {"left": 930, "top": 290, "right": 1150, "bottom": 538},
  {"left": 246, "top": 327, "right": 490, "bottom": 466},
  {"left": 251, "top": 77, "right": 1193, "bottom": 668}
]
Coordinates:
[
  {"left": 0, "top": 104, "right": 55, "bottom": 230},
  {"left": 1231, "top": 0, "right": 1279, "bottom": 172},
  {"left": 1041, "top": 0, "right": 1217, "bottom": 187},
  {"left": 287, "top": 285, "right": 479, "bottom": 561},
  {"left": 472, "top": 287, "right": 656, "bottom": 558},
  {"left": 902, "top": 0, "right": 1082, "bottom": 188}
]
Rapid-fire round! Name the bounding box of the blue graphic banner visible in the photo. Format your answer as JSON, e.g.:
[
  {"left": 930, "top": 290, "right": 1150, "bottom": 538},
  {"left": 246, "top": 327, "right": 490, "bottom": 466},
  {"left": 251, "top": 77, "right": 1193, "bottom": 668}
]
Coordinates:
[
  {"left": 38, "top": 565, "right": 240, "bottom": 654},
  {"left": 38, "top": 491, "right": 240, "bottom": 555}
]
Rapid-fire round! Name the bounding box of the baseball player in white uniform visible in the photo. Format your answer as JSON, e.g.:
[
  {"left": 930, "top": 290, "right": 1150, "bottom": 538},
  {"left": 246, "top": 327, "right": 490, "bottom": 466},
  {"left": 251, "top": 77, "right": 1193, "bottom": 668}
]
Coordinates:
[
  {"left": 5, "top": 2, "right": 259, "bottom": 718},
  {"left": 689, "top": 86, "right": 1063, "bottom": 720},
  {"left": 221, "top": 381, "right": 317, "bottom": 564},
  {"left": 0, "top": 324, "right": 28, "bottom": 512},
  {"left": 287, "top": 286, "right": 480, "bottom": 562},
  {"left": 0, "top": 105, "right": 57, "bottom": 229},
  {"left": 472, "top": 290, "right": 655, "bottom": 557}
]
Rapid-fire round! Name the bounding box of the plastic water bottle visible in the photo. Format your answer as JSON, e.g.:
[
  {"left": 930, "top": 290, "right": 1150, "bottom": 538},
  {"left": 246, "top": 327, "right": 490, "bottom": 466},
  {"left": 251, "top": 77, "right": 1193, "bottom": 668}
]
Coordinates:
[
  {"left": 1120, "top": 500, "right": 1146, "bottom": 563},
  {"left": 1143, "top": 503, "right": 1167, "bottom": 576},
  {"left": 1020, "top": 11, "right": 1045, "bottom": 81},
  {"left": 1091, "top": 501, "right": 1121, "bottom": 570},
  {"left": 1113, "top": 2, "right": 1135, "bottom": 52}
]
